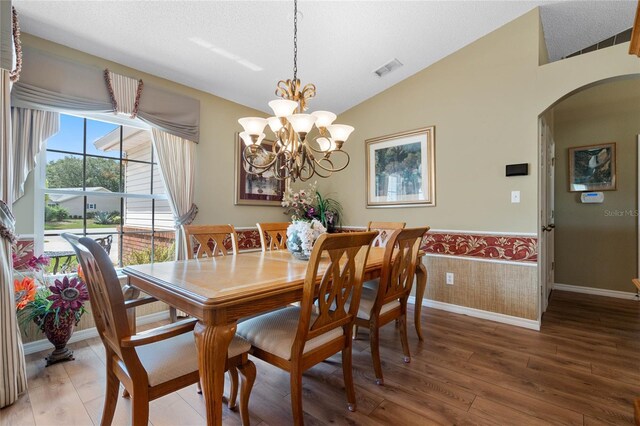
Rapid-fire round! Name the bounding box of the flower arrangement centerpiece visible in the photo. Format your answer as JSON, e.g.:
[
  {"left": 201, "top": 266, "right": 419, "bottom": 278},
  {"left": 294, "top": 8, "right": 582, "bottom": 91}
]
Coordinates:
[
  {"left": 286, "top": 219, "right": 326, "bottom": 260},
  {"left": 282, "top": 182, "right": 343, "bottom": 232},
  {"left": 13, "top": 249, "right": 89, "bottom": 366}
]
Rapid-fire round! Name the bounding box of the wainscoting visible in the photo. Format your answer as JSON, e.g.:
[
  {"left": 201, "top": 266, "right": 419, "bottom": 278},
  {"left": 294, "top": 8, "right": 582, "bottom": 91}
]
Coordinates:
[{"left": 424, "top": 255, "right": 538, "bottom": 320}]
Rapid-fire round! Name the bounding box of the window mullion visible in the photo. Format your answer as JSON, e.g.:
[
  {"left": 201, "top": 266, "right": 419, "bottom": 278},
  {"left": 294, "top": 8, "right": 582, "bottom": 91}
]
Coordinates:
[
  {"left": 82, "top": 118, "right": 87, "bottom": 236},
  {"left": 119, "top": 125, "right": 124, "bottom": 268}
]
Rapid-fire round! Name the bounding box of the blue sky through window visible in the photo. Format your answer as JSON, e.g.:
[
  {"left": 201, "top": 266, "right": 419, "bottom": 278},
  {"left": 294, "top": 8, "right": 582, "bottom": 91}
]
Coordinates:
[{"left": 46, "top": 114, "right": 120, "bottom": 161}]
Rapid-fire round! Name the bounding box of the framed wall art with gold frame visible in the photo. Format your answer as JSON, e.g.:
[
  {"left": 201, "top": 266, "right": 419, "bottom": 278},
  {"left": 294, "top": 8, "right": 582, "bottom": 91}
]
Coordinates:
[
  {"left": 234, "top": 133, "right": 286, "bottom": 206},
  {"left": 365, "top": 126, "right": 435, "bottom": 208}
]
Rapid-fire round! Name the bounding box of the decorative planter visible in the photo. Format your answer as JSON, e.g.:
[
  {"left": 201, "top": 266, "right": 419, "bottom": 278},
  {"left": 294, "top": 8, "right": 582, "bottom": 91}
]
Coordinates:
[
  {"left": 41, "top": 312, "right": 76, "bottom": 366},
  {"left": 286, "top": 220, "right": 326, "bottom": 261},
  {"left": 288, "top": 248, "right": 310, "bottom": 261}
]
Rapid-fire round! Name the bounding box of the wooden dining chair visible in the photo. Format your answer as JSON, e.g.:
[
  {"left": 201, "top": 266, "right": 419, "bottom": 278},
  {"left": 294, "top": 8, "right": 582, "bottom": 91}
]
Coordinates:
[
  {"left": 174, "top": 224, "right": 239, "bottom": 321},
  {"left": 354, "top": 227, "right": 429, "bottom": 385},
  {"left": 257, "top": 222, "right": 290, "bottom": 251},
  {"left": 184, "top": 224, "right": 239, "bottom": 258},
  {"left": 182, "top": 224, "right": 244, "bottom": 406},
  {"left": 62, "top": 233, "right": 256, "bottom": 426},
  {"left": 366, "top": 221, "right": 406, "bottom": 247},
  {"left": 237, "top": 231, "right": 377, "bottom": 425}
]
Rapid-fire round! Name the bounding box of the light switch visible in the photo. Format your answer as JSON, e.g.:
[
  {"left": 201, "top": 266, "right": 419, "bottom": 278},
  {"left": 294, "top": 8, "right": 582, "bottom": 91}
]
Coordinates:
[{"left": 511, "top": 191, "right": 521, "bottom": 203}]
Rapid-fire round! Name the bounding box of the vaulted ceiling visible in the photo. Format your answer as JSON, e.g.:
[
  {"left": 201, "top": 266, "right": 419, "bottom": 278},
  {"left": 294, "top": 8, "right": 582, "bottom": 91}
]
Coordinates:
[{"left": 14, "top": 1, "right": 636, "bottom": 114}]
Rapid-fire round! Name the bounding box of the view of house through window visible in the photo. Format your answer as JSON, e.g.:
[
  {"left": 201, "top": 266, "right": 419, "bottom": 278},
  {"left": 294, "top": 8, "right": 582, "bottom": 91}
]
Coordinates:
[{"left": 42, "top": 114, "right": 175, "bottom": 274}]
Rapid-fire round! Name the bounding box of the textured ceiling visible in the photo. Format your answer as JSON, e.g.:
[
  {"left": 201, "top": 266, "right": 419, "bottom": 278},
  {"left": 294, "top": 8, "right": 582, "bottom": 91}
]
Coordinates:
[
  {"left": 13, "top": 1, "right": 637, "bottom": 114},
  {"left": 540, "top": 1, "right": 636, "bottom": 61}
]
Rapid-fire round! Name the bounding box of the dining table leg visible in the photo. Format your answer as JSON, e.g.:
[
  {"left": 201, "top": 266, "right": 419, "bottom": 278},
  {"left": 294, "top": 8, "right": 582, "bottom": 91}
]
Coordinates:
[
  {"left": 194, "top": 320, "right": 236, "bottom": 426},
  {"left": 414, "top": 261, "right": 427, "bottom": 341}
]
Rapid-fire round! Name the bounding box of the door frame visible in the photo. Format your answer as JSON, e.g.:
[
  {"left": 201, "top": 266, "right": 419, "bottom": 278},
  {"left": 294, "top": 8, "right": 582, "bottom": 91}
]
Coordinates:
[{"left": 538, "top": 116, "right": 555, "bottom": 321}]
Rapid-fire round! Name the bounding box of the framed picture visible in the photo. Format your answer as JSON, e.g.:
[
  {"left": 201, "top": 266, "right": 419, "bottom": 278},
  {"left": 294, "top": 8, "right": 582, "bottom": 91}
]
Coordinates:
[
  {"left": 234, "top": 134, "right": 286, "bottom": 206},
  {"left": 568, "top": 142, "right": 616, "bottom": 192},
  {"left": 365, "top": 126, "right": 435, "bottom": 208}
]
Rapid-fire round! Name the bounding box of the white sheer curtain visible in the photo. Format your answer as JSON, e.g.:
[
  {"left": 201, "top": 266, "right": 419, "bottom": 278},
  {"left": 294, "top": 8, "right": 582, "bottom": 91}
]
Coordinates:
[
  {"left": 0, "top": 69, "right": 27, "bottom": 409},
  {"left": 11, "top": 107, "right": 59, "bottom": 201},
  {"left": 151, "top": 128, "right": 198, "bottom": 261}
]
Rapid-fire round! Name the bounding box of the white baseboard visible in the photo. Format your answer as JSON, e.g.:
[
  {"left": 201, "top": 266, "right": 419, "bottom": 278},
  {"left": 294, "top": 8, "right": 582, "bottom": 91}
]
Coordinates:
[
  {"left": 408, "top": 296, "right": 540, "bottom": 330},
  {"left": 553, "top": 283, "right": 639, "bottom": 300},
  {"left": 22, "top": 310, "right": 170, "bottom": 355}
]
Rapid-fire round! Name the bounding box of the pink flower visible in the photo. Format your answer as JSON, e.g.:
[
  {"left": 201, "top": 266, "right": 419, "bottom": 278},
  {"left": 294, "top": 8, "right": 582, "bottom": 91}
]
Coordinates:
[
  {"left": 27, "top": 255, "right": 50, "bottom": 270},
  {"left": 47, "top": 276, "right": 89, "bottom": 312}
]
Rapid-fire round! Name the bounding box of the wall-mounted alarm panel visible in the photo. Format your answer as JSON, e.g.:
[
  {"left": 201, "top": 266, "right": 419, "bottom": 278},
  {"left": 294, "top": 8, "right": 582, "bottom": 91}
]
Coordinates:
[{"left": 580, "top": 192, "right": 604, "bottom": 203}]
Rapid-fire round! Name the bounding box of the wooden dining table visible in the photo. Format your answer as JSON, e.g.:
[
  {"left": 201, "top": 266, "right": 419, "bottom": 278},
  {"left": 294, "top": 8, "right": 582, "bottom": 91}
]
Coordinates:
[{"left": 123, "top": 247, "right": 427, "bottom": 426}]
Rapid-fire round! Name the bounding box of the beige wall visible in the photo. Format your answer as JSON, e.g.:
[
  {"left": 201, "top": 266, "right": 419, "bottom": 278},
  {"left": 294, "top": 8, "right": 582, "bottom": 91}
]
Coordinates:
[
  {"left": 11, "top": 9, "right": 640, "bottom": 322},
  {"left": 315, "top": 8, "right": 639, "bottom": 320},
  {"left": 13, "top": 33, "right": 284, "bottom": 236},
  {"left": 554, "top": 79, "right": 640, "bottom": 292},
  {"left": 319, "top": 9, "right": 640, "bottom": 234}
]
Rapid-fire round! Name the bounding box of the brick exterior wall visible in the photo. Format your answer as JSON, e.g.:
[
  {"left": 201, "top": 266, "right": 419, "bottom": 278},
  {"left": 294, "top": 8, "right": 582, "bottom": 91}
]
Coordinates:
[{"left": 119, "top": 226, "right": 175, "bottom": 262}]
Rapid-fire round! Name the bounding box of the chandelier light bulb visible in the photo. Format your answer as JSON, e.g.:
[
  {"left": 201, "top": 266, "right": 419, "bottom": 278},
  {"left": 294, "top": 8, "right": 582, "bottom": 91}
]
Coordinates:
[
  {"left": 268, "top": 99, "right": 298, "bottom": 117},
  {"left": 325, "top": 124, "right": 354, "bottom": 142},
  {"left": 287, "top": 114, "right": 317, "bottom": 134},
  {"left": 239, "top": 131, "right": 253, "bottom": 146},
  {"left": 240, "top": 131, "right": 265, "bottom": 146},
  {"left": 316, "top": 137, "right": 332, "bottom": 152},
  {"left": 267, "top": 116, "right": 284, "bottom": 133},
  {"left": 238, "top": 117, "right": 268, "bottom": 136},
  {"left": 310, "top": 111, "right": 337, "bottom": 128}
]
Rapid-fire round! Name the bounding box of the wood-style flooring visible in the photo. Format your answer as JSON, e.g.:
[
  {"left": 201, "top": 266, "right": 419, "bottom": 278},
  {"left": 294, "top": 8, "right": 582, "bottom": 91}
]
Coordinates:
[{"left": 1, "top": 290, "right": 638, "bottom": 425}]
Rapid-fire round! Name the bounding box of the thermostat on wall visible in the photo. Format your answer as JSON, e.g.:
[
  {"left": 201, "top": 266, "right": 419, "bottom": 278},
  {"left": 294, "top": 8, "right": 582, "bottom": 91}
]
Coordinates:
[{"left": 580, "top": 192, "right": 604, "bottom": 203}]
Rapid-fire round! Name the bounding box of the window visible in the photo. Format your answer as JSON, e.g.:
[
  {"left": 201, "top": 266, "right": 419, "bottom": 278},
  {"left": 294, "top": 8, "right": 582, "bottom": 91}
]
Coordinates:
[{"left": 40, "top": 114, "right": 175, "bottom": 273}]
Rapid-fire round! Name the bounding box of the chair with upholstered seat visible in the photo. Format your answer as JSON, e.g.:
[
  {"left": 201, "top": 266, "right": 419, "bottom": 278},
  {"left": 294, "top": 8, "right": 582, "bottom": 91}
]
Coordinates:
[
  {"left": 354, "top": 227, "right": 429, "bottom": 385},
  {"left": 366, "top": 221, "right": 406, "bottom": 247},
  {"left": 63, "top": 233, "right": 256, "bottom": 426},
  {"left": 237, "top": 231, "right": 377, "bottom": 425},
  {"left": 183, "top": 224, "right": 244, "bottom": 406},
  {"left": 257, "top": 222, "right": 290, "bottom": 251}
]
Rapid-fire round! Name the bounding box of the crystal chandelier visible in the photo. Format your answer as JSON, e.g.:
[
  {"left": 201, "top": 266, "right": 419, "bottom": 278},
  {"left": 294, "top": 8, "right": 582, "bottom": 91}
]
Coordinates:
[{"left": 237, "top": 0, "right": 353, "bottom": 182}]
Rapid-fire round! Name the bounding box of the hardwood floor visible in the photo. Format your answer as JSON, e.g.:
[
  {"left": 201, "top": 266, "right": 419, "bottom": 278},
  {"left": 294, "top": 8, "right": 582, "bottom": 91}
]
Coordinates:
[{"left": 1, "top": 289, "right": 638, "bottom": 425}]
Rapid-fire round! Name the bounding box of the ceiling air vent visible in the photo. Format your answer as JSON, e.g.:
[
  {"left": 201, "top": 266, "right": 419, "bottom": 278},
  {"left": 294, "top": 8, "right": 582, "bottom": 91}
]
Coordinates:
[{"left": 373, "top": 58, "right": 403, "bottom": 78}]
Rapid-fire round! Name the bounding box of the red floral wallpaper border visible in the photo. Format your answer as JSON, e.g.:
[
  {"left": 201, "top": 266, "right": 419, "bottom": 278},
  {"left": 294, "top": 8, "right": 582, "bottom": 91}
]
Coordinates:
[
  {"left": 15, "top": 229, "right": 536, "bottom": 264},
  {"left": 337, "top": 227, "right": 537, "bottom": 263},
  {"left": 421, "top": 232, "right": 537, "bottom": 262}
]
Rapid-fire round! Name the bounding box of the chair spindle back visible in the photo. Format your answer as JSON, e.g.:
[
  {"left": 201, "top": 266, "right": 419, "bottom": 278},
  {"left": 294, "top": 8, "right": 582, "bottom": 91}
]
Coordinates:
[
  {"left": 366, "top": 221, "right": 406, "bottom": 247},
  {"left": 184, "top": 224, "right": 239, "bottom": 258},
  {"left": 294, "top": 232, "right": 377, "bottom": 350},
  {"left": 377, "top": 227, "right": 429, "bottom": 306},
  {"left": 257, "top": 222, "right": 289, "bottom": 252}
]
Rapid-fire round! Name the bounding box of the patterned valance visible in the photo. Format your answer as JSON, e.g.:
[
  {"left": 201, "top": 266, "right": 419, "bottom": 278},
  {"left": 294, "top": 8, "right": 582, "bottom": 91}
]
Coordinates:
[{"left": 11, "top": 46, "right": 200, "bottom": 143}]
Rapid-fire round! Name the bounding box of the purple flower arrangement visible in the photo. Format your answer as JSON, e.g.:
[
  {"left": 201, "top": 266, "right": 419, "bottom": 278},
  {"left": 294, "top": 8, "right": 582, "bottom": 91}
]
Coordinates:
[{"left": 282, "top": 182, "right": 343, "bottom": 232}]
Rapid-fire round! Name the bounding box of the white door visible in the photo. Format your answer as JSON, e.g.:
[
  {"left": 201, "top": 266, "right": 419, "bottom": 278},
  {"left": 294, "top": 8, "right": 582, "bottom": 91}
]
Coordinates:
[{"left": 539, "top": 118, "right": 555, "bottom": 316}]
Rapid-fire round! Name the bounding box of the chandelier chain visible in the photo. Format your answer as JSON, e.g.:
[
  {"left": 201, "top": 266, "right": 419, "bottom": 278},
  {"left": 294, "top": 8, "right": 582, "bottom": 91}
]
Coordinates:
[{"left": 293, "top": 0, "right": 298, "bottom": 82}]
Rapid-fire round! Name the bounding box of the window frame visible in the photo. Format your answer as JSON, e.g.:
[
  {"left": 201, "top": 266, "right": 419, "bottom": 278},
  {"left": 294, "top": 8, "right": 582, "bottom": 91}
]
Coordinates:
[{"left": 35, "top": 114, "right": 170, "bottom": 270}]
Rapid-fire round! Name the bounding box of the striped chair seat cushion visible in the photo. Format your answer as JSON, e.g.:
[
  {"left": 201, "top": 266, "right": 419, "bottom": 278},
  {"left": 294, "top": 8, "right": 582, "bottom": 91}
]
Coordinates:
[
  {"left": 236, "top": 306, "right": 343, "bottom": 360},
  {"left": 135, "top": 330, "right": 250, "bottom": 386}
]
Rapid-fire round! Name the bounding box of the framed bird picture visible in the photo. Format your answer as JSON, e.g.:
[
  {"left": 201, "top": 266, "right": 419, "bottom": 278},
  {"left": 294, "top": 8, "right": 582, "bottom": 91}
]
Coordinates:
[{"left": 568, "top": 142, "right": 616, "bottom": 192}]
